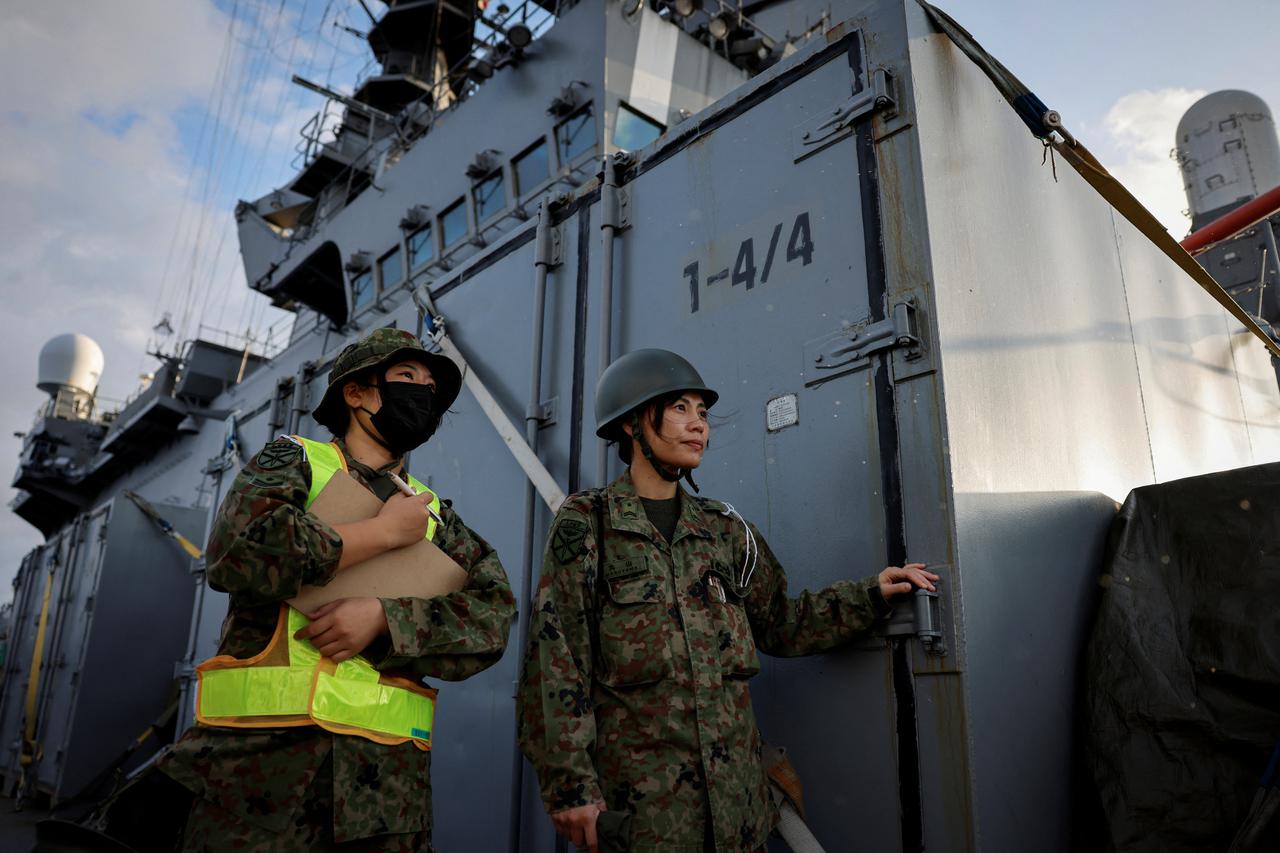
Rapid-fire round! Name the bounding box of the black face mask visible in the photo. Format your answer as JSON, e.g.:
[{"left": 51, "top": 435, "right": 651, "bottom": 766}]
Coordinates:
[{"left": 358, "top": 380, "right": 440, "bottom": 456}]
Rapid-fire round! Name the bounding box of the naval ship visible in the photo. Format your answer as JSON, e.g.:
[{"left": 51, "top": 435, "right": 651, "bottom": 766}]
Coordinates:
[{"left": 5, "top": 0, "right": 1280, "bottom": 850}]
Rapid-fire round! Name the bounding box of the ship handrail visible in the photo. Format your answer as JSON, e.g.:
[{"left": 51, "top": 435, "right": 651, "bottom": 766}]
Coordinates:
[{"left": 284, "top": 0, "right": 558, "bottom": 233}]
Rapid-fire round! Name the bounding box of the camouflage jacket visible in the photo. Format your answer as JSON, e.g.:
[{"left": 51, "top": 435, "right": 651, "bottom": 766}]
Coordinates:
[
  {"left": 516, "top": 471, "right": 892, "bottom": 852},
  {"left": 159, "top": 436, "right": 515, "bottom": 843}
]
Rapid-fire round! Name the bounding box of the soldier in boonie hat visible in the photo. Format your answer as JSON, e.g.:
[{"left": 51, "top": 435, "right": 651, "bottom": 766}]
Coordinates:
[{"left": 158, "top": 326, "right": 514, "bottom": 850}]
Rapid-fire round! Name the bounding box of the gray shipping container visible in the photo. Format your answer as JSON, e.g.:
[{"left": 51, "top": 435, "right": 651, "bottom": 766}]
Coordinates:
[
  {"left": 6, "top": 0, "right": 1279, "bottom": 849},
  {"left": 398, "top": 4, "right": 1280, "bottom": 848},
  {"left": 404, "top": 4, "right": 1280, "bottom": 845},
  {"left": 0, "top": 496, "right": 204, "bottom": 804}
]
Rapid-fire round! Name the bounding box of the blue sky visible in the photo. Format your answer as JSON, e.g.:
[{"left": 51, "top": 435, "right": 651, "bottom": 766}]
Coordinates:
[{"left": 1, "top": 0, "right": 1278, "bottom": 599}]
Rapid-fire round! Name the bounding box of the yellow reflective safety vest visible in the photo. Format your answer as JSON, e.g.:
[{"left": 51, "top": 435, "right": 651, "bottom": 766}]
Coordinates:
[{"left": 195, "top": 437, "right": 442, "bottom": 750}]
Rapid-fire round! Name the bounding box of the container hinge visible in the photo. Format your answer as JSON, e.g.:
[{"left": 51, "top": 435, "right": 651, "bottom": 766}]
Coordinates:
[
  {"left": 811, "top": 300, "right": 921, "bottom": 376},
  {"left": 600, "top": 186, "right": 631, "bottom": 232},
  {"left": 794, "top": 67, "right": 896, "bottom": 161},
  {"left": 880, "top": 579, "right": 946, "bottom": 654},
  {"left": 601, "top": 152, "right": 633, "bottom": 233},
  {"left": 532, "top": 192, "right": 566, "bottom": 269}
]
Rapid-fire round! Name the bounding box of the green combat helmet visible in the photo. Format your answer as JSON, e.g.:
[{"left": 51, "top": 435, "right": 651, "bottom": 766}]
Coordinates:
[
  {"left": 312, "top": 328, "right": 463, "bottom": 434},
  {"left": 595, "top": 348, "right": 718, "bottom": 487}
]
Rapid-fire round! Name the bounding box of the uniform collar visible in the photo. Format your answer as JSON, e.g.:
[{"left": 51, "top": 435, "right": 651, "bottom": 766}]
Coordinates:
[
  {"left": 605, "top": 470, "right": 714, "bottom": 545},
  {"left": 333, "top": 437, "right": 401, "bottom": 473},
  {"left": 332, "top": 437, "right": 406, "bottom": 491}
]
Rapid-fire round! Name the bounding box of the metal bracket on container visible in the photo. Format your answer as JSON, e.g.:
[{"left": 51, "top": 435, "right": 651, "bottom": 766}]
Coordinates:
[
  {"left": 806, "top": 300, "right": 921, "bottom": 384},
  {"left": 534, "top": 221, "right": 564, "bottom": 269},
  {"left": 528, "top": 396, "right": 558, "bottom": 429},
  {"left": 601, "top": 172, "right": 632, "bottom": 232},
  {"left": 535, "top": 197, "right": 565, "bottom": 268},
  {"left": 794, "top": 67, "right": 896, "bottom": 162},
  {"left": 881, "top": 579, "right": 945, "bottom": 654}
]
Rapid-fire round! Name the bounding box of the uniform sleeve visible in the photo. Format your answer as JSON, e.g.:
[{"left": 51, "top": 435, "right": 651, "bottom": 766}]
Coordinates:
[
  {"left": 516, "top": 503, "right": 604, "bottom": 813},
  {"left": 742, "top": 521, "right": 893, "bottom": 657},
  {"left": 371, "top": 505, "right": 516, "bottom": 681},
  {"left": 205, "top": 439, "right": 343, "bottom": 605}
]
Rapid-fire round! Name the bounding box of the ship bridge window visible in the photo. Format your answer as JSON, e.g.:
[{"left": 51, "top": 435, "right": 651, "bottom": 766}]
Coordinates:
[
  {"left": 474, "top": 170, "right": 506, "bottom": 223},
  {"left": 378, "top": 246, "right": 403, "bottom": 290},
  {"left": 408, "top": 225, "right": 434, "bottom": 268},
  {"left": 557, "top": 106, "right": 595, "bottom": 164},
  {"left": 441, "top": 198, "right": 468, "bottom": 247},
  {"left": 614, "top": 102, "right": 664, "bottom": 152},
  {"left": 514, "top": 139, "right": 549, "bottom": 196},
  {"left": 351, "top": 269, "right": 374, "bottom": 313}
]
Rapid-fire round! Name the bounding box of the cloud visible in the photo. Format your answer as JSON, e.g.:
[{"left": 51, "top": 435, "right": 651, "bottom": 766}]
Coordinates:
[
  {"left": 0, "top": 0, "right": 299, "bottom": 597},
  {"left": 1095, "top": 87, "right": 1208, "bottom": 235}
]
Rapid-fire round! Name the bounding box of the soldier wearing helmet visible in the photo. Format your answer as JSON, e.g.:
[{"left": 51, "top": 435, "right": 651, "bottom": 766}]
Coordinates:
[
  {"left": 158, "top": 328, "right": 515, "bottom": 850},
  {"left": 516, "top": 349, "right": 936, "bottom": 852}
]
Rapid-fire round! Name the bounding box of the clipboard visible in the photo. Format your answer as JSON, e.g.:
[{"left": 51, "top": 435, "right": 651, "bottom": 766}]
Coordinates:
[{"left": 288, "top": 469, "right": 469, "bottom": 612}]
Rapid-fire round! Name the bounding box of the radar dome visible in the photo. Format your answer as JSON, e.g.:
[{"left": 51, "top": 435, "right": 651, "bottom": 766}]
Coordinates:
[
  {"left": 38, "top": 333, "right": 105, "bottom": 396},
  {"left": 1176, "top": 90, "right": 1280, "bottom": 224}
]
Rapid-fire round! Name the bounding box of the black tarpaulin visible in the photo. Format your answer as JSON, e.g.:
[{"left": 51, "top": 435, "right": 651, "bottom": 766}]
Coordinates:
[{"left": 1085, "top": 462, "right": 1280, "bottom": 852}]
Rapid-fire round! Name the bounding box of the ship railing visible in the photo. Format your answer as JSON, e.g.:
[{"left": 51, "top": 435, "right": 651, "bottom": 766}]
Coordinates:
[
  {"left": 97, "top": 323, "right": 289, "bottom": 424},
  {"left": 32, "top": 387, "right": 120, "bottom": 426},
  {"left": 193, "top": 320, "right": 291, "bottom": 363},
  {"left": 285, "top": 0, "right": 559, "bottom": 238},
  {"left": 293, "top": 100, "right": 354, "bottom": 172}
]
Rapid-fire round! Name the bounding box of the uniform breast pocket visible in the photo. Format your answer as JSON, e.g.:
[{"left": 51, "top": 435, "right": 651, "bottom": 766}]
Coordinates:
[
  {"left": 597, "top": 557, "right": 674, "bottom": 688},
  {"left": 709, "top": 567, "right": 760, "bottom": 679}
]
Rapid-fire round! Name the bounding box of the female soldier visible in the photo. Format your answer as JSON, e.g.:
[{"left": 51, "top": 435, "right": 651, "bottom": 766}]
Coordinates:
[
  {"left": 516, "top": 348, "right": 936, "bottom": 852},
  {"left": 159, "top": 328, "right": 516, "bottom": 851}
]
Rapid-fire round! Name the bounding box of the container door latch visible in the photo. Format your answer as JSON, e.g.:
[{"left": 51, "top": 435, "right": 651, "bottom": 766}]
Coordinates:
[
  {"left": 882, "top": 577, "right": 945, "bottom": 654},
  {"left": 807, "top": 299, "right": 922, "bottom": 383},
  {"left": 794, "top": 66, "right": 897, "bottom": 161}
]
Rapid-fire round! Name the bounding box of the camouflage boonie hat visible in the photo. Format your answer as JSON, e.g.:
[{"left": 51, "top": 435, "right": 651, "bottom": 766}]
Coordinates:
[{"left": 311, "top": 328, "right": 463, "bottom": 433}]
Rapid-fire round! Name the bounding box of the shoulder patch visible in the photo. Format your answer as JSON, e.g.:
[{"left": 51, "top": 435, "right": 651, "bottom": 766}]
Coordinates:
[
  {"left": 256, "top": 439, "right": 302, "bottom": 471},
  {"left": 696, "top": 496, "right": 727, "bottom": 514},
  {"left": 551, "top": 518, "right": 590, "bottom": 564}
]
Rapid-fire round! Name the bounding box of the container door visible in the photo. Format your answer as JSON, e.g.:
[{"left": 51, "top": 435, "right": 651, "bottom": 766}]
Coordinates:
[
  {"left": 409, "top": 237, "right": 549, "bottom": 853},
  {"left": 0, "top": 522, "right": 80, "bottom": 796},
  {"left": 606, "top": 31, "right": 921, "bottom": 852},
  {"left": 0, "top": 546, "right": 48, "bottom": 788},
  {"left": 36, "top": 503, "right": 111, "bottom": 795},
  {"left": 415, "top": 186, "right": 627, "bottom": 853}
]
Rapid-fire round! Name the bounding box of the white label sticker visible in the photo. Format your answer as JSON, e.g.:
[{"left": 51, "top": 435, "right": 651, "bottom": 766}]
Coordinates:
[{"left": 766, "top": 394, "right": 799, "bottom": 432}]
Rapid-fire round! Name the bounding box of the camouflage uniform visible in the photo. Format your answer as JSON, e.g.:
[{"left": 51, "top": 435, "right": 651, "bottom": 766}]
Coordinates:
[
  {"left": 159, "top": 436, "right": 515, "bottom": 850},
  {"left": 516, "top": 471, "right": 893, "bottom": 852}
]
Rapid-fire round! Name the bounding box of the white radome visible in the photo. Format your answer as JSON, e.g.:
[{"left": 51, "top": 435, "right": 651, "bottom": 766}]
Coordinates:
[{"left": 38, "top": 333, "right": 105, "bottom": 396}]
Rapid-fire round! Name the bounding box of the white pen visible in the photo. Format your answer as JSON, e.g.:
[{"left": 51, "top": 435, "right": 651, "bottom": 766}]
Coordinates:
[{"left": 387, "top": 471, "right": 443, "bottom": 526}]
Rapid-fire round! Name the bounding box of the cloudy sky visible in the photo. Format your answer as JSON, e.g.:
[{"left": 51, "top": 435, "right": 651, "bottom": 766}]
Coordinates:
[{"left": 1, "top": 0, "right": 1278, "bottom": 601}]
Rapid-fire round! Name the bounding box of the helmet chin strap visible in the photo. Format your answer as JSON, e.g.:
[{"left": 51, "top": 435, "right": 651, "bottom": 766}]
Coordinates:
[{"left": 631, "top": 412, "right": 700, "bottom": 493}]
